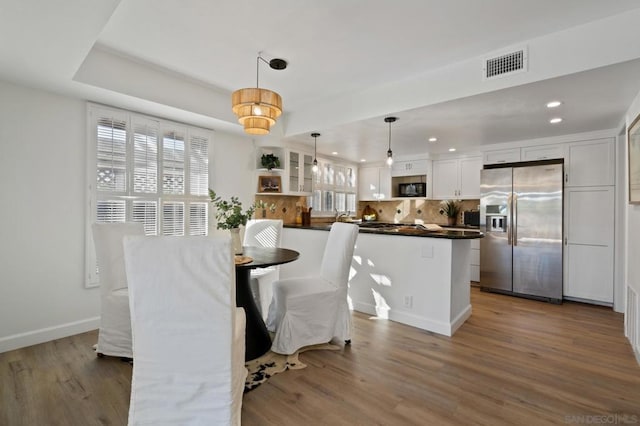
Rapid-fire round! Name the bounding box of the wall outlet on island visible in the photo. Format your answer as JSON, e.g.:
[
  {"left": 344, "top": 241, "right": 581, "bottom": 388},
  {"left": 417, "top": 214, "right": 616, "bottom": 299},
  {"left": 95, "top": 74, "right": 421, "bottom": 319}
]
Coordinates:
[{"left": 403, "top": 295, "right": 413, "bottom": 309}]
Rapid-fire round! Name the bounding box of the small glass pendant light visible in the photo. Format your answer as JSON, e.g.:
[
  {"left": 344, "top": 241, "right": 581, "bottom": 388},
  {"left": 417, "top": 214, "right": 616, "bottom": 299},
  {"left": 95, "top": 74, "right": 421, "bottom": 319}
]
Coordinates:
[
  {"left": 311, "top": 132, "right": 320, "bottom": 173},
  {"left": 384, "top": 117, "right": 397, "bottom": 167}
]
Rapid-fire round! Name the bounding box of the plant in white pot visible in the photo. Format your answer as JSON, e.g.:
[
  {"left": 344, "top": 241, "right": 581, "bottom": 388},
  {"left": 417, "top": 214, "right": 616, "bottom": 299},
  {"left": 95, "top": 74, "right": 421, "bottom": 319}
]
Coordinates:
[
  {"left": 209, "top": 190, "right": 255, "bottom": 254},
  {"left": 439, "top": 199, "right": 461, "bottom": 226}
]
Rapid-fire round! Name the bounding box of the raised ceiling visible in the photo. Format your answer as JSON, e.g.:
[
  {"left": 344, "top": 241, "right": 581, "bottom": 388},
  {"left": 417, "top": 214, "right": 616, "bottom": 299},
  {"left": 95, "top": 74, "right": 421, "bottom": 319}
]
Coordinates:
[{"left": 3, "top": 0, "right": 640, "bottom": 162}]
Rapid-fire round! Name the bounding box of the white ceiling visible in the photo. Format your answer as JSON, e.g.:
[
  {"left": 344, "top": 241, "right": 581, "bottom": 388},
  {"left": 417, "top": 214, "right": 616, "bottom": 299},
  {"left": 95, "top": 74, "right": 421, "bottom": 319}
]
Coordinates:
[{"left": 3, "top": 0, "right": 640, "bottom": 162}]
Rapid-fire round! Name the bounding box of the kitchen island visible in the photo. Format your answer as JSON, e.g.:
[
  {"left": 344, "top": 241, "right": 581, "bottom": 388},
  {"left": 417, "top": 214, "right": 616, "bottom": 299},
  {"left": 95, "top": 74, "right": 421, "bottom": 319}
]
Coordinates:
[{"left": 280, "top": 223, "right": 483, "bottom": 336}]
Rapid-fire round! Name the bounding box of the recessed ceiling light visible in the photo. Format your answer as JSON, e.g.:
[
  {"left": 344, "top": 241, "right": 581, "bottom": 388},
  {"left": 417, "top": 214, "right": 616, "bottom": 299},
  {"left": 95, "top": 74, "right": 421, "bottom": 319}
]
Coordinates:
[
  {"left": 448, "top": 148, "right": 456, "bottom": 152},
  {"left": 360, "top": 159, "right": 366, "bottom": 162},
  {"left": 549, "top": 117, "right": 563, "bottom": 124},
  {"left": 546, "top": 101, "right": 562, "bottom": 108},
  {"left": 332, "top": 151, "right": 338, "bottom": 155},
  {"left": 428, "top": 137, "right": 437, "bottom": 142}
]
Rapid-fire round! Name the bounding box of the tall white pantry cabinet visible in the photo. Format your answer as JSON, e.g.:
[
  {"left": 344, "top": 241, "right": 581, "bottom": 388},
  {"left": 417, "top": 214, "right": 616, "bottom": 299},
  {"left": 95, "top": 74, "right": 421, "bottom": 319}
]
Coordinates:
[{"left": 563, "top": 138, "right": 615, "bottom": 304}]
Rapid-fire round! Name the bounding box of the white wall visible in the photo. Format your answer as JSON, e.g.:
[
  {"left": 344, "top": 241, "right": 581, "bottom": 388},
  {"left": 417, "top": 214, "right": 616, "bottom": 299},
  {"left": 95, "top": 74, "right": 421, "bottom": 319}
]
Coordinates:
[
  {"left": 0, "top": 79, "right": 256, "bottom": 352},
  {"left": 0, "top": 80, "right": 99, "bottom": 352},
  {"left": 624, "top": 89, "right": 640, "bottom": 360}
]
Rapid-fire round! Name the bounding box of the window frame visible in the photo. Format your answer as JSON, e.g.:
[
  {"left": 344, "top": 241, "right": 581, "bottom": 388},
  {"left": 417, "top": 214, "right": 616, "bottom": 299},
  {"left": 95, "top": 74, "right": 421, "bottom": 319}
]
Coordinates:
[{"left": 85, "top": 104, "right": 212, "bottom": 287}]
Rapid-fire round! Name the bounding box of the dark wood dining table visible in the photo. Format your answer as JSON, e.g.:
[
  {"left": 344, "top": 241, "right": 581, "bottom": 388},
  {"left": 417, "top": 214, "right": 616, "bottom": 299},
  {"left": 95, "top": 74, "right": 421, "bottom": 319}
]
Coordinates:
[{"left": 235, "top": 246, "right": 299, "bottom": 361}]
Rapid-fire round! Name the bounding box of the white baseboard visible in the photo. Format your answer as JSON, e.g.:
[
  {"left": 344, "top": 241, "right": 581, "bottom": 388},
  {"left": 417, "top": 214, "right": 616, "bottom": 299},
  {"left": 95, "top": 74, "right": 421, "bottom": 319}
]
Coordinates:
[
  {"left": 0, "top": 317, "right": 100, "bottom": 354},
  {"left": 626, "top": 286, "right": 639, "bottom": 366},
  {"left": 351, "top": 302, "right": 472, "bottom": 337},
  {"left": 450, "top": 304, "right": 473, "bottom": 335}
]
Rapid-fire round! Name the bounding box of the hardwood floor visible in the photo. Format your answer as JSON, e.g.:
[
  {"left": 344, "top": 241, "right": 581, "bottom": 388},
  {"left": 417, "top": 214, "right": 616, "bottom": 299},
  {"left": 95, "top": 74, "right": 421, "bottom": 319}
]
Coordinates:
[{"left": 2, "top": 288, "right": 639, "bottom": 425}]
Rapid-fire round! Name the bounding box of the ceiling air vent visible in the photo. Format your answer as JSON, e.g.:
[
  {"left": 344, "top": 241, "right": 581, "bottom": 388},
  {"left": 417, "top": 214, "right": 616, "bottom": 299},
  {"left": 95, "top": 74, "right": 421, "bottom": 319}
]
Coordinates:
[{"left": 483, "top": 46, "right": 528, "bottom": 80}]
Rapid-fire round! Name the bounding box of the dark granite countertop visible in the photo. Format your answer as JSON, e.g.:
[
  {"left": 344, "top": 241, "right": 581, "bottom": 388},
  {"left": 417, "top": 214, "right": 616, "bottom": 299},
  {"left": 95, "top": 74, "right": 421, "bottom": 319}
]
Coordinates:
[{"left": 284, "top": 222, "right": 483, "bottom": 239}]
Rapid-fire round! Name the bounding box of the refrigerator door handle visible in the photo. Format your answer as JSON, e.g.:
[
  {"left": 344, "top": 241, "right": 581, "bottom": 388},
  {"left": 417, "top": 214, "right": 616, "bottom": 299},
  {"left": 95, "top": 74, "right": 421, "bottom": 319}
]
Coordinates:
[
  {"left": 512, "top": 193, "right": 518, "bottom": 246},
  {"left": 507, "top": 194, "right": 512, "bottom": 245}
]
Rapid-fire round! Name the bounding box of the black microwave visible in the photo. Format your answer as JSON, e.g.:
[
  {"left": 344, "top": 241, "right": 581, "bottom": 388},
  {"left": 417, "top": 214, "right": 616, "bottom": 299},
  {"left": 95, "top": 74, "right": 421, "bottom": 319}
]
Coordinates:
[{"left": 398, "top": 182, "right": 426, "bottom": 197}]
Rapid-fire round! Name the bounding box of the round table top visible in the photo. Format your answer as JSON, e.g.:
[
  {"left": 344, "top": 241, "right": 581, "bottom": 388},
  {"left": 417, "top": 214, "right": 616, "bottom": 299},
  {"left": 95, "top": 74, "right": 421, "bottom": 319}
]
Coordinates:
[{"left": 236, "top": 246, "right": 300, "bottom": 270}]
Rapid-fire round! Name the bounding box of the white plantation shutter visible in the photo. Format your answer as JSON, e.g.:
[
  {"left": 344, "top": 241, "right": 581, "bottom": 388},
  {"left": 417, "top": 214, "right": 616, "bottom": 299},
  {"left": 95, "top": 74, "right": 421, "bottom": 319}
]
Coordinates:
[
  {"left": 309, "top": 159, "right": 357, "bottom": 215},
  {"left": 189, "top": 134, "right": 209, "bottom": 196},
  {"left": 162, "top": 201, "right": 184, "bottom": 236},
  {"left": 189, "top": 202, "right": 208, "bottom": 236},
  {"left": 163, "top": 130, "right": 185, "bottom": 195},
  {"left": 96, "top": 117, "right": 127, "bottom": 193},
  {"left": 96, "top": 200, "right": 126, "bottom": 223},
  {"left": 133, "top": 201, "right": 158, "bottom": 235},
  {"left": 86, "top": 104, "right": 212, "bottom": 287},
  {"left": 132, "top": 118, "right": 159, "bottom": 194}
]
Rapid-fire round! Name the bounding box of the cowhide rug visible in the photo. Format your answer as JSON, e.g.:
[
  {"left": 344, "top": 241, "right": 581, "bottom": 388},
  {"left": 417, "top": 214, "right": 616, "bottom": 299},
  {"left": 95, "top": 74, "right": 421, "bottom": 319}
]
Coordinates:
[{"left": 244, "top": 343, "right": 340, "bottom": 392}]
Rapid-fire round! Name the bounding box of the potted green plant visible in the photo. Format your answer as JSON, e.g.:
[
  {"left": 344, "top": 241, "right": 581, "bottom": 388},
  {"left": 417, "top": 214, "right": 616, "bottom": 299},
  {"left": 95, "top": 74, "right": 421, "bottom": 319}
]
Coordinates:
[
  {"left": 209, "top": 189, "right": 256, "bottom": 254},
  {"left": 261, "top": 153, "right": 281, "bottom": 170},
  {"left": 439, "top": 199, "right": 461, "bottom": 226},
  {"left": 255, "top": 199, "right": 277, "bottom": 218}
]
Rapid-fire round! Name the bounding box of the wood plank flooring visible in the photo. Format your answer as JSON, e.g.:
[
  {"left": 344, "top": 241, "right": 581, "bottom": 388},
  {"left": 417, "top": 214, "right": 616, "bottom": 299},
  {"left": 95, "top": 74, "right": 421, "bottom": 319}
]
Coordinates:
[{"left": 2, "top": 288, "right": 639, "bottom": 425}]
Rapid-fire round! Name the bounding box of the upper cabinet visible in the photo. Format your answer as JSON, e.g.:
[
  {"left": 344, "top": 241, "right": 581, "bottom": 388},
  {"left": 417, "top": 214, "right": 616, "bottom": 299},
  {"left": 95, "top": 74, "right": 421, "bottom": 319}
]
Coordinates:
[
  {"left": 565, "top": 138, "right": 615, "bottom": 187},
  {"left": 391, "top": 159, "right": 429, "bottom": 177},
  {"left": 359, "top": 166, "right": 391, "bottom": 201},
  {"left": 483, "top": 148, "right": 521, "bottom": 165},
  {"left": 521, "top": 144, "right": 565, "bottom": 162},
  {"left": 287, "top": 149, "right": 313, "bottom": 194},
  {"left": 433, "top": 157, "right": 482, "bottom": 199}
]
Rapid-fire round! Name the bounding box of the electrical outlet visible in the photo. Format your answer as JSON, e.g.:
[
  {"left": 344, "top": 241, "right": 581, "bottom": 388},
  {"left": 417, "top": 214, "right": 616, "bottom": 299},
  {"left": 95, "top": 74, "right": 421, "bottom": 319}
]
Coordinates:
[{"left": 403, "top": 295, "right": 413, "bottom": 308}]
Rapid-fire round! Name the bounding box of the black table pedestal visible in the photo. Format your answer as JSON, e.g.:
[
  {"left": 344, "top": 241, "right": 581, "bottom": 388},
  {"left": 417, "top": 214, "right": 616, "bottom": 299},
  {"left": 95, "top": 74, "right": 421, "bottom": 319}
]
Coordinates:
[{"left": 235, "top": 268, "right": 272, "bottom": 361}]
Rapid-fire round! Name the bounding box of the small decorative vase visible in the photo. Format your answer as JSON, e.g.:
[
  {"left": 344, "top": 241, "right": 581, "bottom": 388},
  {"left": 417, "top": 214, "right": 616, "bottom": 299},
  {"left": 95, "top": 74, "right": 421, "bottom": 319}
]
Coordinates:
[
  {"left": 261, "top": 209, "right": 267, "bottom": 218},
  {"left": 229, "top": 228, "right": 243, "bottom": 255},
  {"left": 447, "top": 216, "right": 456, "bottom": 226}
]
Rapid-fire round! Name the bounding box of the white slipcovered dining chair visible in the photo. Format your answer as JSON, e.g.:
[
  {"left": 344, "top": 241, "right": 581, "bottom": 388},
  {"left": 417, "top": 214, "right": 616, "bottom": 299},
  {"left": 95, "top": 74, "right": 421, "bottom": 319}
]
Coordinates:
[
  {"left": 92, "top": 222, "right": 145, "bottom": 359},
  {"left": 266, "top": 222, "right": 359, "bottom": 355},
  {"left": 243, "top": 219, "right": 283, "bottom": 320},
  {"left": 123, "top": 235, "right": 246, "bottom": 426}
]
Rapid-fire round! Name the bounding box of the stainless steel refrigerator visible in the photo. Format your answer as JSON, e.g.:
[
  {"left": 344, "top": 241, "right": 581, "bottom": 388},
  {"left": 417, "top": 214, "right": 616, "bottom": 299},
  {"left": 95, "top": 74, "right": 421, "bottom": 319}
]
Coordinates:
[{"left": 480, "top": 162, "right": 563, "bottom": 302}]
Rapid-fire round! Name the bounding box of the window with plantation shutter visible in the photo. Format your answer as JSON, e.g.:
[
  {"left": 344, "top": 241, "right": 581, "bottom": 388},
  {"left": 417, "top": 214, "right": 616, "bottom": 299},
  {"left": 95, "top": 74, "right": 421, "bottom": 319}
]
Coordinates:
[
  {"left": 85, "top": 104, "right": 212, "bottom": 287},
  {"left": 308, "top": 159, "right": 357, "bottom": 216}
]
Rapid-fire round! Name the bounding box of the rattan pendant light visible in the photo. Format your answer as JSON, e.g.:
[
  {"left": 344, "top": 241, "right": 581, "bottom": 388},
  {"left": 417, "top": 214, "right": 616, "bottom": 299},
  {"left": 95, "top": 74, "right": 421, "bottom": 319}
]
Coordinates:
[{"left": 232, "top": 54, "right": 287, "bottom": 135}]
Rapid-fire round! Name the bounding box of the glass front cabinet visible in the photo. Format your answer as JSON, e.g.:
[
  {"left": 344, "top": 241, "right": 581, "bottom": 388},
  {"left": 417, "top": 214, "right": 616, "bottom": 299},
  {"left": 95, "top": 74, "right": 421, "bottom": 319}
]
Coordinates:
[{"left": 287, "top": 149, "right": 313, "bottom": 195}]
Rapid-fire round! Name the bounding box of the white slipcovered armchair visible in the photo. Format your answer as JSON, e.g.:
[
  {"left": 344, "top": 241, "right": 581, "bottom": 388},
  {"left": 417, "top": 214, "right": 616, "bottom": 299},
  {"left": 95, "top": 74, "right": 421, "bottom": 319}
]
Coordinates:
[
  {"left": 123, "top": 236, "right": 246, "bottom": 426},
  {"left": 243, "top": 219, "right": 283, "bottom": 320},
  {"left": 266, "top": 222, "right": 359, "bottom": 355},
  {"left": 92, "top": 222, "right": 145, "bottom": 359}
]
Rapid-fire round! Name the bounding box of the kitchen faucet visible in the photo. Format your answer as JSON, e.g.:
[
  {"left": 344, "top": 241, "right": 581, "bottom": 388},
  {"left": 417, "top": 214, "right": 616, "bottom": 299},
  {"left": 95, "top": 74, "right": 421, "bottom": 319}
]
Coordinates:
[{"left": 335, "top": 210, "right": 350, "bottom": 222}]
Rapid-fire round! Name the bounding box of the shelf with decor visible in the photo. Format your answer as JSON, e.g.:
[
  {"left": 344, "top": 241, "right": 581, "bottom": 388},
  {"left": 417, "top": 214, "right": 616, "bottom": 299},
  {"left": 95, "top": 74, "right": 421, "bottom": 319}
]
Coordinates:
[{"left": 255, "top": 147, "right": 285, "bottom": 171}]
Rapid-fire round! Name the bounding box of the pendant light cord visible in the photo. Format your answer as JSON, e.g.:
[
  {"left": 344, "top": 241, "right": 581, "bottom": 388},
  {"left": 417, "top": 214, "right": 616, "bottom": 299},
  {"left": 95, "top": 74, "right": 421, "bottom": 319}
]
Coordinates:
[{"left": 256, "top": 55, "right": 260, "bottom": 88}]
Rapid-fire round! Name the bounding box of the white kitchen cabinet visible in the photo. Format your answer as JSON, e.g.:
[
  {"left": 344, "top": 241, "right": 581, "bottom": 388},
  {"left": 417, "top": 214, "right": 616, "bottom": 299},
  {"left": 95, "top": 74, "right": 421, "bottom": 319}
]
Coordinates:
[
  {"left": 286, "top": 149, "right": 313, "bottom": 195},
  {"left": 358, "top": 166, "right": 391, "bottom": 201},
  {"left": 565, "top": 138, "right": 615, "bottom": 187},
  {"left": 433, "top": 157, "right": 482, "bottom": 199},
  {"left": 521, "top": 144, "right": 565, "bottom": 162},
  {"left": 483, "top": 148, "right": 521, "bottom": 165},
  {"left": 564, "top": 186, "right": 614, "bottom": 303},
  {"left": 391, "top": 159, "right": 429, "bottom": 177}
]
